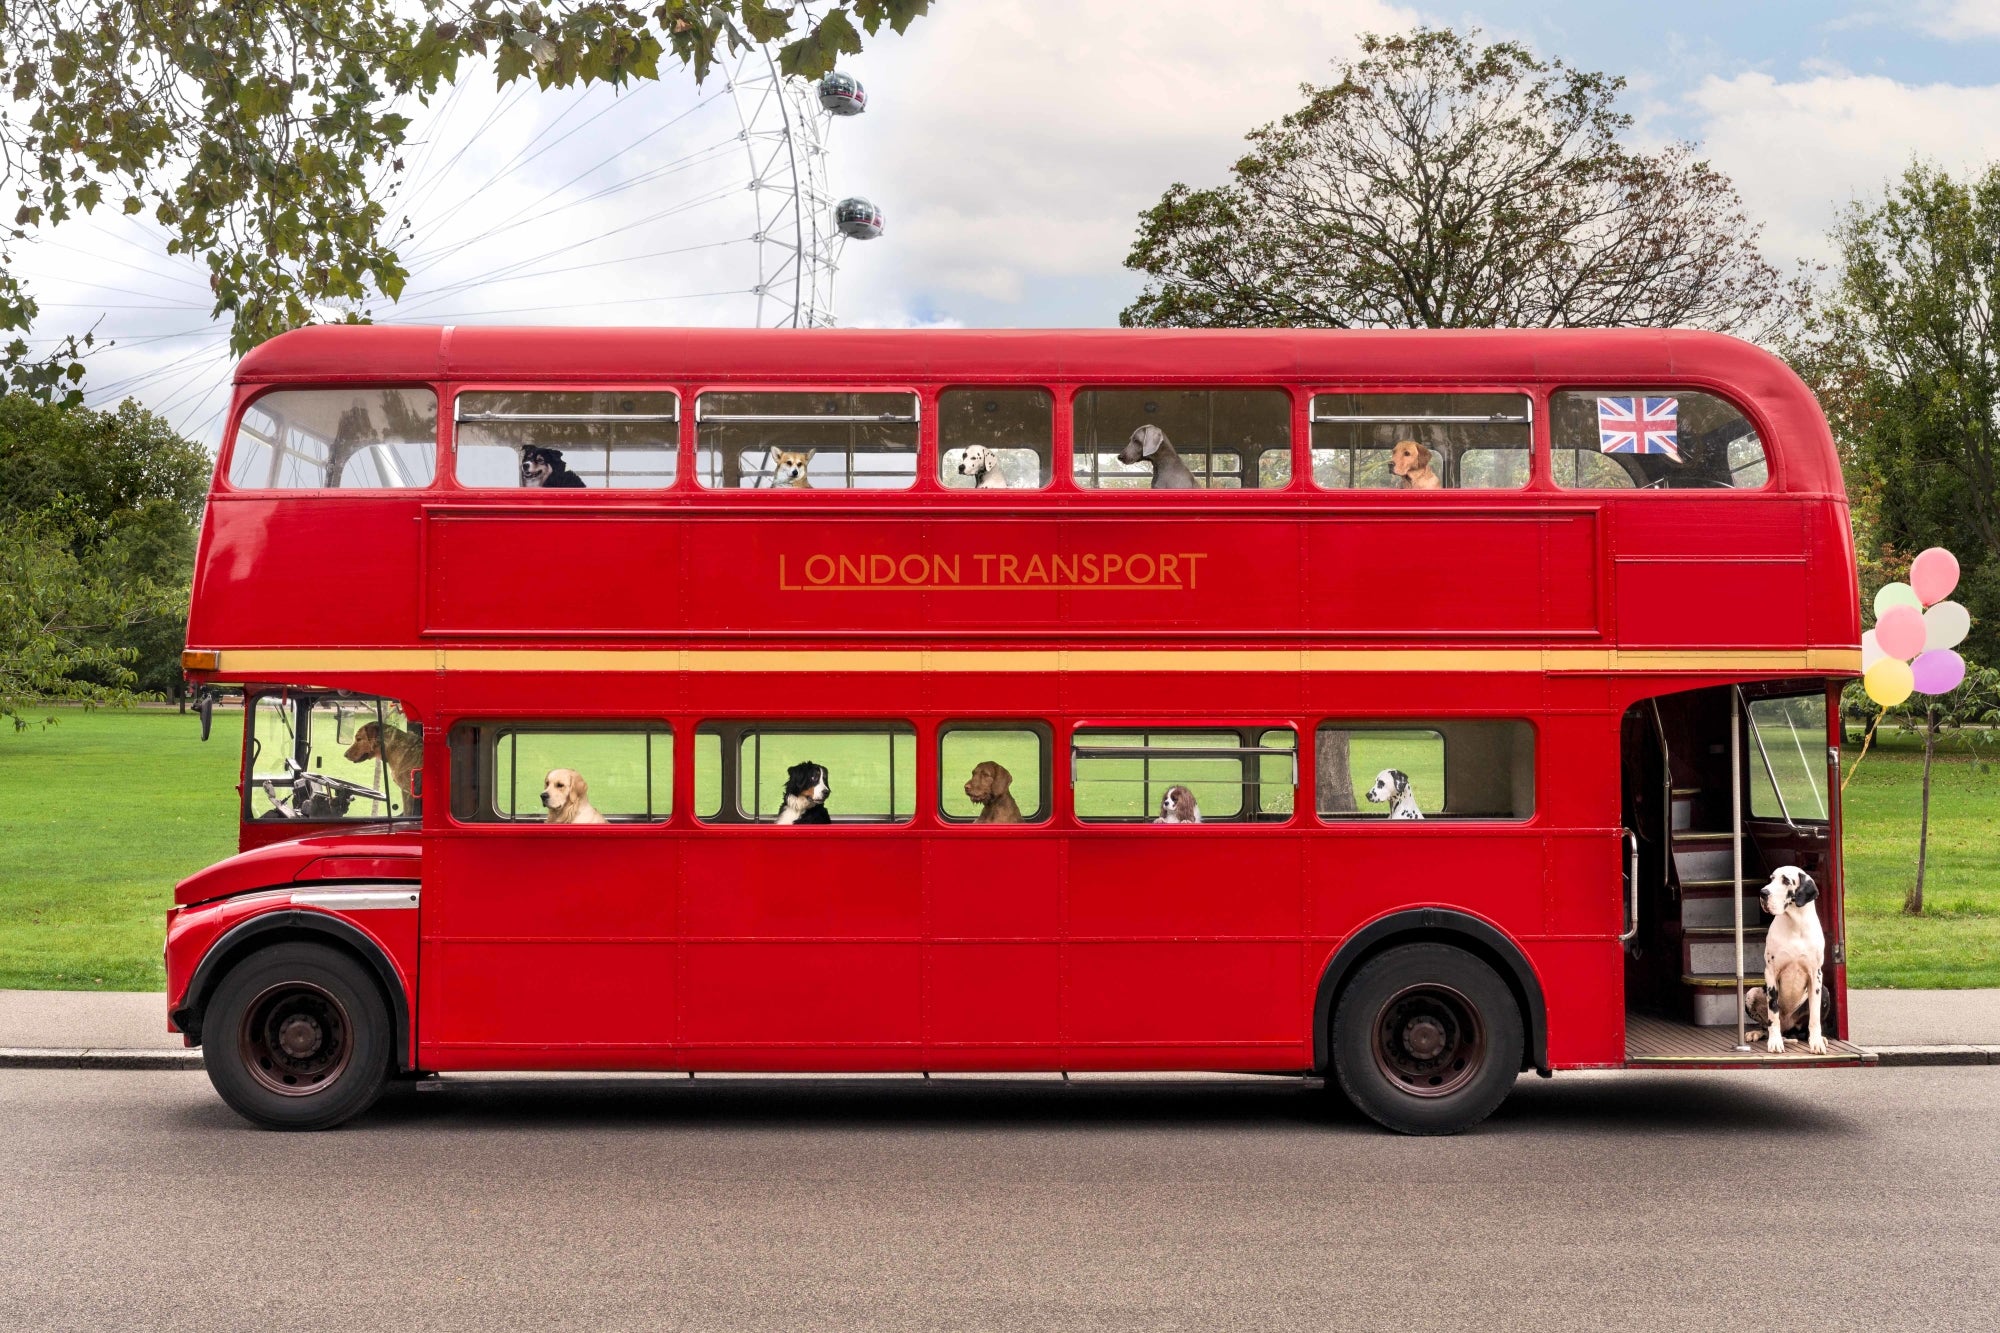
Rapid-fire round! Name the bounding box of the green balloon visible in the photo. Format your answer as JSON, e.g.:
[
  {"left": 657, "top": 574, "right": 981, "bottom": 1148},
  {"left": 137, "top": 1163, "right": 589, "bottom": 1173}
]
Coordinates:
[{"left": 1874, "top": 582, "right": 1922, "bottom": 619}]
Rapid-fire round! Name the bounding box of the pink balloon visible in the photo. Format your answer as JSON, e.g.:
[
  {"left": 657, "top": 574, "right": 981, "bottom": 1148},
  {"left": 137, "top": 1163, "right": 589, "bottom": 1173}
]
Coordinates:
[
  {"left": 1910, "top": 547, "right": 1961, "bottom": 606},
  {"left": 1912, "top": 649, "right": 1966, "bottom": 695},
  {"left": 1875, "top": 603, "right": 1926, "bottom": 660}
]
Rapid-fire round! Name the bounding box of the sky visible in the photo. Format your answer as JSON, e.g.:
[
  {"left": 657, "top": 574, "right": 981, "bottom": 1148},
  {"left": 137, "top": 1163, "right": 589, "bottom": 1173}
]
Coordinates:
[{"left": 12, "top": 0, "right": 2000, "bottom": 445}]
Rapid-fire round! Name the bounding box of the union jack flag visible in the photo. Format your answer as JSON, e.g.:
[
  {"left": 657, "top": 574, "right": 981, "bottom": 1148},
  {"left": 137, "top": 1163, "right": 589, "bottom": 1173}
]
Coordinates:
[{"left": 1597, "top": 396, "right": 1680, "bottom": 459}]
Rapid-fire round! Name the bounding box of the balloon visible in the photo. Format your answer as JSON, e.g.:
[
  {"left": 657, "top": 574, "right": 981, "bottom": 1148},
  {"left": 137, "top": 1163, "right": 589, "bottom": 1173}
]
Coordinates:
[
  {"left": 1911, "top": 649, "right": 1967, "bottom": 696},
  {"left": 1923, "top": 600, "right": 1970, "bottom": 652},
  {"left": 1875, "top": 603, "right": 1926, "bottom": 660},
  {"left": 1860, "top": 628, "right": 1887, "bottom": 671},
  {"left": 1865, "top": 657, "right": 1915, "bottom": 707},
  {"left": 1874, "top": 582, "right": 1922, "bottom": 618},
  {"left": 1910, "top": 547, "right": 1961, "bottom": 607}
]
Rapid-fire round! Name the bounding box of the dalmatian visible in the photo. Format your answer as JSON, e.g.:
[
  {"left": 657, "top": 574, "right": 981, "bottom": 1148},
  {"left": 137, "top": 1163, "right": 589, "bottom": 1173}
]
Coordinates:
[{"left": 1365, "top": 769, "right": 1424, "bottom": 819}]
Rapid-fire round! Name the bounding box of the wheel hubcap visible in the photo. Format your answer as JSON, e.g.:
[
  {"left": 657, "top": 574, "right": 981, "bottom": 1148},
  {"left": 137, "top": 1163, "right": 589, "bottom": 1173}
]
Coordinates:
[
  {"left": 1371, "top": 983, "right": 1486, "bottom": 1099},
  {"left": 239, "top": 982, "right": 352, "bottom": 1097}
]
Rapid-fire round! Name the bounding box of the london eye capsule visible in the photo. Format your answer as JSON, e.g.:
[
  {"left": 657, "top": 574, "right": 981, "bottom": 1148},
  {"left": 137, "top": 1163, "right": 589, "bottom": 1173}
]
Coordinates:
[
  {"left": 836, "top": 197, "right": 884, "bottom": 240},
  {"left": 818, "top": 72, "right": 867, "bottom": 116}
]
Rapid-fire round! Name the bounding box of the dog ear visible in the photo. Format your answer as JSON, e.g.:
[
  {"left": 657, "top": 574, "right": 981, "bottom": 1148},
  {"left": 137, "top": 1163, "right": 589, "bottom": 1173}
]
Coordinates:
[
  {"left": 991, "top": 763, "right": 1011, "bottom": 794},
  {"left": 1793, "top": 872, "right": 1817, "bottom": 905},
  {"left": 570, "top": 772, "right": 588, "bottom": 801},
  {"left": 1141, "top": 428, "right": 1163, "bottom": 458}
]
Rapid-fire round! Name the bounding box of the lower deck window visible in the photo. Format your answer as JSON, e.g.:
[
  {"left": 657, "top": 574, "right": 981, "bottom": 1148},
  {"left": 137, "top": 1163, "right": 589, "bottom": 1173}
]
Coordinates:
[
  {"left": 1071, "top": 728, "right": 1296, "bottom": 823},
  {"left": 939, "top": 724, "right": 1051, "bottom": 822},
  {"left": 697, "top": 722, "right": 916, "bottom": 823},
  {"left": 1315, "top": 721, "right": 1534, "bottom": 820},
  {"left": 449, "top": 723, "right": 671, "bottom": 823},
  {"left": 246, "top": 690, "right": 421, "bottom": 823}
]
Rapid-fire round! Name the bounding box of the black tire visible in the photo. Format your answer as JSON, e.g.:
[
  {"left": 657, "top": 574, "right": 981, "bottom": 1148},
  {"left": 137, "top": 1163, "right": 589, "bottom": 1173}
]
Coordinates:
[
  {"left": 1331, "top": 943, "right": 1524, "bottom": 1136},
  {"left": 202, "top": 942, "right": 392, "bottom": 1130}
]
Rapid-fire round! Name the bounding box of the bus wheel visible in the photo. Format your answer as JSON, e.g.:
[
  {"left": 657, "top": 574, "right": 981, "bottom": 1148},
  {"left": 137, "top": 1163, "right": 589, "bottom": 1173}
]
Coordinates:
[
  {"left": 203, "top": 942, "right": 391, "bottom": 1131},
  {"left": 1331, "top": 943, "right": 1523, "bottom": 1136}
]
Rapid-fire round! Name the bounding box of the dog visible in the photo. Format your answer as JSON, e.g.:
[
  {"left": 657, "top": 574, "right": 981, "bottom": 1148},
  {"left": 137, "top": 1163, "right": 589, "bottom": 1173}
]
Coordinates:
[
  {"left": 963, "top": 761, "right": 1023, "bottom": 823},
  {"left": 521, "top": 445, "right": 587, "bottom": 489},
  {"left": 957, "top": 444, "right": 1008, "bottom": 489},
  {"left": 776, "top": 760, "right": 832, "bottom": 824},
  {"left": 1391, "top": 439, "right": 1441, "bottom": 490},
  {"left": 1365, "top": 769, "right": 1424, "bottom": 819},
  {"left": 343, "top": 721, "right": 423, "bottom": 798},
  {"left": 1745, "top": 866, "right": 1828, "bottom": 1055},
  {"left": 1119, "top": 425, "right": 1198, "bottom": 490},
  {"left": 1154, "top": 784, "right": 1201, "bottom": 823},
  {"left": 541, "top": 768, "right": 607, "bottom": 824},
  {"left": 771, "top": 450, "right": 813, "bottom": 489}
]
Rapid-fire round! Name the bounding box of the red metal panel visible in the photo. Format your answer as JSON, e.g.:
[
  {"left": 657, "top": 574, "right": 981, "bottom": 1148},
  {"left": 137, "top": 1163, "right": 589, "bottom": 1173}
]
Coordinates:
[
  {"left": 1304, "top": 511, "right": 1590, "bottom": 636},
  {"left": 426, "top": 511, "right": 686, "bottom": 636}
]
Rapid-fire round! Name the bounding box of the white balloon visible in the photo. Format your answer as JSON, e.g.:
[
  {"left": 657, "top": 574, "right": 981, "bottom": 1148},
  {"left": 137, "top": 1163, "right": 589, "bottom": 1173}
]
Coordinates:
[
  {"left": 1860, "top": 628, "right": 1887, "bottom": 671},
  {"left": 1924, "top": 600, "right": 1971, "bottom": 652}
]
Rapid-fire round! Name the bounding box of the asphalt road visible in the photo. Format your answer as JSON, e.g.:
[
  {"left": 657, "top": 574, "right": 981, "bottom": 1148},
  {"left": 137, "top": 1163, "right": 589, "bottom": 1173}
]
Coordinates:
[{"left": 4, "top": 1068, "right": 1996, "bottom": 1332}]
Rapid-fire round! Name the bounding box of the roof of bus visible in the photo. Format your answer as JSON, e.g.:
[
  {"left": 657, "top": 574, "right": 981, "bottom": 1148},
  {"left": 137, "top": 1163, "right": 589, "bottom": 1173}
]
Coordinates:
[{"left": 233, "top": 324, "right": 1840, "bottom": 492}]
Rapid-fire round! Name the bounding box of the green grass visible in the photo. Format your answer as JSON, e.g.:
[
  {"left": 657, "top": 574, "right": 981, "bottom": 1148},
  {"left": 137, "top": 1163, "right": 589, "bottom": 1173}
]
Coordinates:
[{"left": 1, "top": 710, "right": 1994, "bottom": 990}]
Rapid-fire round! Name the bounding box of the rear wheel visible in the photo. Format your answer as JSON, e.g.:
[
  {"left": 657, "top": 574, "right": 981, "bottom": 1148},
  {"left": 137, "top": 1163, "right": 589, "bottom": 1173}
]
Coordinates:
[
  {"left": 1331, "top": 943, "right": 1523, "bottom": 1135},
  {"left": 203, "top": 942, "right": 391, "bottom": 1130}
]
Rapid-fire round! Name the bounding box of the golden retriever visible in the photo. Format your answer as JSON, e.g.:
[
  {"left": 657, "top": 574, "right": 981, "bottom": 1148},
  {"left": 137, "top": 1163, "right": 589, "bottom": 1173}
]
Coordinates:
[
  {"left": 343, "top": 721, "right": 423, "bottom": 797},
  {"left": 1391, "top": 439, "right": 1441, "bottom": 490},
  {"left": 963, "top": 761, "right": 1024, "bottom": 823},
  {"left": 541, "top": 768, "right": 608, "bottom": 824}
]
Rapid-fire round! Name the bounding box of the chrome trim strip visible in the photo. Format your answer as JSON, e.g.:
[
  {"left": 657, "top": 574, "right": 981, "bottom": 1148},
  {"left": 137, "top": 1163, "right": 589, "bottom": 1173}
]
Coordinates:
[{"left": 290, "top": 888, "right": 420, "bottom": 911}]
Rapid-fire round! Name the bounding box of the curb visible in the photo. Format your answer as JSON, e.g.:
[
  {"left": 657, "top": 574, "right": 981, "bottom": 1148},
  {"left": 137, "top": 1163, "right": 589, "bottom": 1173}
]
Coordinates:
[
  {"left": 1869, "top": 1045, "right": 2000, "bottom": 1066},
  {"left": 0, "top": 1048, "right": 204, "bottom": 1070}
]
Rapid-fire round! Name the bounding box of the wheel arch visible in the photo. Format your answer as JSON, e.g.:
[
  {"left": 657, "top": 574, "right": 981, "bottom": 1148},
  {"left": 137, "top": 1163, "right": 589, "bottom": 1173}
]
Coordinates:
[
  {"left": 1313, "top": 909, "right": 1548, "bottom": 1075},
  {"left": 173, "top": 910, "right": 415, "bottom": 1072}
]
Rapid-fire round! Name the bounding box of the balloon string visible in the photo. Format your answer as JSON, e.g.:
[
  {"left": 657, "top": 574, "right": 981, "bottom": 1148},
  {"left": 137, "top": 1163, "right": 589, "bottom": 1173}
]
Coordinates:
[{"left": 1842, "top": 707, "right": 1885, "bottom": 793}]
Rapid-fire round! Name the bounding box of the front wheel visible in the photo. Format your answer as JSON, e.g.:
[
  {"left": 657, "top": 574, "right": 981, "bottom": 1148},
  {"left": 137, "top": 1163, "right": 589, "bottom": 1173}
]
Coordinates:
[
  {"left": 203, "top": 942, "right": 391, "bottom": 1130},
  {"left": 1331, "top": 943, "right": 1524, "bottom": 1136}
]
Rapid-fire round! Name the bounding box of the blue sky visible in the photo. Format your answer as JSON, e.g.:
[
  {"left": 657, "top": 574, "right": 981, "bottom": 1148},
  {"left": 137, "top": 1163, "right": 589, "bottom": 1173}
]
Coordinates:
[{"left": 14, "top": 0, "right": 2000, "bottom": 442}]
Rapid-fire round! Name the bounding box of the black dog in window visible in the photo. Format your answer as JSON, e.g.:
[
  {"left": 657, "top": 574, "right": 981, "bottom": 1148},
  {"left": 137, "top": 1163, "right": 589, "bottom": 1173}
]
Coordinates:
[
  {"left": 522, "top": 445, "right": 586, "bottom": 489},
  {"left": 777, "top": 761, "right": 832, "bottom": 824}
]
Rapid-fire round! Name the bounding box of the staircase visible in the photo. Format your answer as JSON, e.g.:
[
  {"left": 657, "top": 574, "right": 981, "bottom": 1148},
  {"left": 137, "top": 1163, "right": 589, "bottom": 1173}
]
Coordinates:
[{"left": 1667, "top": 790, "right": 1766, "bottom": 1027}]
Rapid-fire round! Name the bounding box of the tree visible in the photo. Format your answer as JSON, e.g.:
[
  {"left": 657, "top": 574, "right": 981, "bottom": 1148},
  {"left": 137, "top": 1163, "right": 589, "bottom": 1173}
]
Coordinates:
[
  {"left": 1808, "top": 162, "right": 2000, "bottom": 668},
  {"left": 0, "top": 1, "right": 931, "bottom": 400},
  {"left": 1884, "top": 666, "right": 2000, "bottom": 915},
  {"left": 1122, "top": 27, "right": 1795, "bottom": 339}
]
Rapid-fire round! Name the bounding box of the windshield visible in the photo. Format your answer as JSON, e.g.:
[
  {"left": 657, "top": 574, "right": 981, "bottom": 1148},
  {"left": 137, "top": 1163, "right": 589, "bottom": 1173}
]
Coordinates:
[{"left": 245, "top": 691, "right": 421, "bottom": 824}]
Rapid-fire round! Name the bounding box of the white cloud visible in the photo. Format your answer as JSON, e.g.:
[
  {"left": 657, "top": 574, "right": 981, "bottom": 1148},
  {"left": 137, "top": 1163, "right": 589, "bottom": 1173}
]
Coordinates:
[{"left": 1908, "top": 1, "right": 2000, "bottom": 38}]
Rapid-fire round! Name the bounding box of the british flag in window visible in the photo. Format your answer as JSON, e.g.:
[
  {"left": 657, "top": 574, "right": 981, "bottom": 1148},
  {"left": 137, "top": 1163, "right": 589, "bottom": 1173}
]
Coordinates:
[{"left": 1596, "top": 396, "right": 1680, "bottom": 460}]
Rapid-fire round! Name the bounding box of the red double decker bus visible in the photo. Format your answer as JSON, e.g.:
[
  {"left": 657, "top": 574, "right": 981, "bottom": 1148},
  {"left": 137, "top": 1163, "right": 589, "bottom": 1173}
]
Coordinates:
[{"left": 169, "top": 324, "right": 1869, "bottom": 1134}]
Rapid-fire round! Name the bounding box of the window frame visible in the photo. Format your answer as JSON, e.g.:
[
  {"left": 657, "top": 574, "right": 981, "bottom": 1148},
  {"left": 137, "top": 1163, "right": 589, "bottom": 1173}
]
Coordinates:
[
  {"left": 1745, "top": 691, "right": 1830, "bottom": 824},
  {"left": 446, "top": 718, "right": 676, "bottom": 826},
  {"left": 241, "top": 687, "right": 422, "bottom": 825},
  {"left": 694, "top": 719, "right": 920, "bottom": 826},
  {"left": 1068, "top": 722, "right": 1300, "bottom": 825},
  {"left": 1067, "top": 385, "right": 1297, "bottom": 494},
  {"left": 936, "top": 385, "right": 1057, "bottom": 493},
  {"left": 1312, "top": 718, "right": 1538, "bottom": 824},
  {"left": 1306, "top": 388, "right": 1536, "bottom": 493},
  {"left": 1546, "top": 383, "right": 1777, "bottom": 495},
  {"left": 447, "top": 384, "right": 683, "bottom": 493},
  {"left": 936, "top": 720, "right": 1054, "bottom": 825},
  {"left": 222, "top": 383, "right": 441, "bottom": 493},
  {"left": 692, "top": 384, "right": 924, "bottom": 493}
]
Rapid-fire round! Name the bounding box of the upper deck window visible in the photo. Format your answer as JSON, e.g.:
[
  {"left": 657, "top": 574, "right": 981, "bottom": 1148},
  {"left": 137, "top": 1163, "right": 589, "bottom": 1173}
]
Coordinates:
[
  {"left": 1311, "top": 394, "right": 1531, "bottom": 491},
  {"left": 1072, "top": 389, "right": 1292, "bottom": 490},
  {"left": 1551, "top": 390, "right": 1768, "bottom": 490},
  {"left": 454, "top": 391, "right": 679, "bottom": 489},
  {"left": 940, "top": 388, "right": 1053, "bottom": 490},
  {"left": 695, "top": 390, "right": 918, "bottom": 490},
  {"left": 228, "top": 388, "right": 437, "bottom": 489}
]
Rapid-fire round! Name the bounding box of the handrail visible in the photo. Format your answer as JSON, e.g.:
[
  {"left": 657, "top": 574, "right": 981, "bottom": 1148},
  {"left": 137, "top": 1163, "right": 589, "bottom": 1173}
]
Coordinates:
[
  {"left": 1730, "top": 687, "right": 1749, "bottom": 1050},
  {"left": 1619, "top": 828, "right": 1640, "bottom": 942}
]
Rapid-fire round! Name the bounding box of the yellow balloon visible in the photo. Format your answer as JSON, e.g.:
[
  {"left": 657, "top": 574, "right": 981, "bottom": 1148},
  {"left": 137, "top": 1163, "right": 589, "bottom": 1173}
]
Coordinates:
[{"left": 1864, "top": 657, "right": 1914, "bottom": 707}]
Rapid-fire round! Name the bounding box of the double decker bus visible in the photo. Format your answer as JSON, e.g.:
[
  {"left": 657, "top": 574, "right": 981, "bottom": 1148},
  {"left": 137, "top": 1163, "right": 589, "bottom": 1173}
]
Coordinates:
[{"left": 168, "top": 324, "right": 1869, "bottom": 1134}]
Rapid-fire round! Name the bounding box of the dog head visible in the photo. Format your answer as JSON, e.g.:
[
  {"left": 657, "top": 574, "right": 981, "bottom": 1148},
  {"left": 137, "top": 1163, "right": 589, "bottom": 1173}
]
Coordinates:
[
  {"left": 343, "top": 721, "right": 382, "bottom": 765},
  {"left": 958, "top": 445, "right": 997, "bottom": 480},
  {"left": 1365, "top": 768, "right": 1413, "bottom": 807},
  {"left": 772, "top": 450, "right": 813, "bottom": 487},
  {"left": 521, "top": 445, "right": 567, "bottom": 487},
  {"left": 1158, "top": 784, "right": 1200, "bottom": 823},
  {"left": 541, "top": 768, "right": 588, "bottom": 821},
  {"left": 1120, "top": 424, "right": 1170, "bottom": 466},
  {"left": 1391, "top": 439, "right": 1432, "bottom": 479},
  {"left": 785, "top": 761, "right": 830, "bottom": 806},
  {"left": 1760, "top": 865, "right": 1819, "bottom": 916},
  {"left": 964, "top": 760, "right": 1013, "bottom": 806}
]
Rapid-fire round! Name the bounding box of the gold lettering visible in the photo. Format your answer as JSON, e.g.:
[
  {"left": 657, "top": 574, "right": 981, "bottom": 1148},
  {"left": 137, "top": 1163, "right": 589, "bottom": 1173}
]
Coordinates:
[
  {"left": 1025, "top": 554, "right": 1048, "bottom": 584},
  {"left": 1159, "top": 554, "right": 1180, "bottom": 587},
  {"left": 974, "top": 553, "right": 994, "bottom": 582},
  {"left": 900, "top": 554, "right": 928, "bottom": 584},
  {"left": 1079, "top": 553, "right": 1099, "bottom": 583},
  {"left": 804, "top": 554, "right": 834, "bottom": 585},
  {"left": 838, "top": 554, "right": 865, "bottom": 585},
  {"left": 1102, "top": 553, "right": 1124, "bottom": 583},
  {"left": 998, "top": 553, "right": 1020, "bottom": 583},
  {"left": 1184, "top": 553, "right": 1207, "bottom": 590},
  {"left": 1052, "top": 553, "right": 1077, "bottom": 584},
  {"left": 1126, "top": 553, "right": 1155, "bottom": 585},
  {"left": 869, "top": 554, "right": 895, "bottom": 584},
  {"left": 933, "top": 554, "right": 960, "bottom": 584}
]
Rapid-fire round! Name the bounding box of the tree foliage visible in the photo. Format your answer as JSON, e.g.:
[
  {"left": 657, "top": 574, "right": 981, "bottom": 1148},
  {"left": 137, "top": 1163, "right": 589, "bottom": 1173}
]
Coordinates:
[
  {"left": 0, "top": 1, "right": 931, "bottom": 400},
  {"left": 1122, "top": 27, "right": 1795, "bottom": 338}
]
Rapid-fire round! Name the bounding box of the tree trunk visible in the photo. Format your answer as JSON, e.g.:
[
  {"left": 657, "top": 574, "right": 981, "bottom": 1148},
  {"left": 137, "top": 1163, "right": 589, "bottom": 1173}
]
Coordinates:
[
  {"left": 1904, "top": 706, "right": 1938, "bottom": 915},
  {"left": 1315, "top": 730, "right": 1355, "bottom": 815}
]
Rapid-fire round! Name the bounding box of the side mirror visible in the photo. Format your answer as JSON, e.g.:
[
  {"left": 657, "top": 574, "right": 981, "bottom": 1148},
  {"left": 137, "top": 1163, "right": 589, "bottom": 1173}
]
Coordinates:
[{"left": 197, "top": 691, "right": 213, "bottom": 742}]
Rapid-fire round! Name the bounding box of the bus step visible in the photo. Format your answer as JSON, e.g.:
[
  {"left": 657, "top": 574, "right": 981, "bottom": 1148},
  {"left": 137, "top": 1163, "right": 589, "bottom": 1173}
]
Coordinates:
[
  {"left": 1681, "top": 973, "right": 1760, "bottom": 1027},
  {"left": 1673, "top": 844, "right": 1742, "bottom": 882},
  {"left": 1684, "top": 930, "right": 1766, "bottom": 976},
  {"left": 1681, "top": 892, "right": 1766, "bottom": 930}
]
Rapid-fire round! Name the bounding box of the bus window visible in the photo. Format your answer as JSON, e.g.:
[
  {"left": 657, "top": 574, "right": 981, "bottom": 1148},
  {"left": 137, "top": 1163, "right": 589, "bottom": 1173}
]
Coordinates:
[
  {"left": 939, "top": 388, "right": 1054, "bottom": 490},
  {"left": 1748, "top": 695, "right": 1828, "bottom": 821},
  {"left": 696, "top": 722, "right": 917, "bottom": 823},
  {"left": 695, "top": 391, "right": 918, "bottom": 490},
  {"left": 245, "top": 690, "right": 420, "bottom": 822},
  {"left": 454, "top": 391, "right": 679, "bottom": 489},
  {"left": 228, "top": 388, "right": 437, "bottom": 490},
  {"left": 1550, "top": 389, "right": 1769, "bottom": 490},
  {"left": 448, "top": 722, "right": 671, "bottom": 823},
  {"left": 1315, "top": 721, "right": 1534, "bottom": 820},
  {"left": 939, "top": 723, "right": 1051, "bottom": 823},
  {"left": 1311, "top": 393, "right": 1530, "bottom": 491},
  {"left": 1072, "top": 389, "right": 1291, "bottom": 490},
  {"left": 1071, "top": 728, "right": 1296, "bottom": 822}
]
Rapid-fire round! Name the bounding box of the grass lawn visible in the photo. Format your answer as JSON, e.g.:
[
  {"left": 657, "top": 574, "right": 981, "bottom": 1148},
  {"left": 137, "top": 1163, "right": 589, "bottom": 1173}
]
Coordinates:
[{"left": 1, "top": 709, "right": 1993, "bottom": 990}]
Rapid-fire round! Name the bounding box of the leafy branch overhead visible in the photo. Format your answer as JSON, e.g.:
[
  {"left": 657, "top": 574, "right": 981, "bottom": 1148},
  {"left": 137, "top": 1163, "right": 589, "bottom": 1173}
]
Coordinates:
[
  {"left": 1122, "top": 27, "right": 1798, "bottom": 338},
  {"left": 0, "top": 1, "right": 931, "bottom": 398}
]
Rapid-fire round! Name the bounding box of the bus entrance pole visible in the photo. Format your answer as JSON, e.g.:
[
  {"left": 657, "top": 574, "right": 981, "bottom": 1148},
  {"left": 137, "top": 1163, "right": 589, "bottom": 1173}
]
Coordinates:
[{"left": 1732, "top": 688, "right": 1750, "bottom": 1053}]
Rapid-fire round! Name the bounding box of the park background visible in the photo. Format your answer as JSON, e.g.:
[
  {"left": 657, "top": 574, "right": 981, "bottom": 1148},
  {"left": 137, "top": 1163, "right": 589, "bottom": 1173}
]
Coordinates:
[{"left": 2, "top": 1, "right": 1998, "bottom": 991}]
